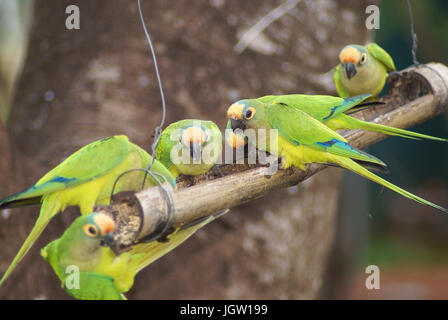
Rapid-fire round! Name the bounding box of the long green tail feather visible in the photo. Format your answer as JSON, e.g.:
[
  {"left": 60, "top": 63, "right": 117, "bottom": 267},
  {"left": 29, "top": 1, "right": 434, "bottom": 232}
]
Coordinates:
[
  {"left": 346, "top": 116, "right": 448, "bottom": 142},
  {"left": 0, "top": 195, "right": 61, "bottom": 286},
  {"left": 344, "top": 100, "right": 385, "bottom": 115},
  {"left": 334, "top": 155, "right": 447, "bottom": 213}
]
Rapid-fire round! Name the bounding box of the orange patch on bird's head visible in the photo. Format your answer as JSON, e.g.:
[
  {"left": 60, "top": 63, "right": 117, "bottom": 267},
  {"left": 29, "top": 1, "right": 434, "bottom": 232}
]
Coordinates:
[
  {"left": 182, "top": 126, "right": 206, "bottom": 146},
  {"left": 93, "top": 213, "right": 115, "bottom": 235},
  {"left": 227, "top": 131, "right": 246, "bottom": 149},
  {"left": 339, "top": 47, "right": 361, "bottom": 64},
  {"left": 227, "top": 103, "right": 245, "bottom": 120}
]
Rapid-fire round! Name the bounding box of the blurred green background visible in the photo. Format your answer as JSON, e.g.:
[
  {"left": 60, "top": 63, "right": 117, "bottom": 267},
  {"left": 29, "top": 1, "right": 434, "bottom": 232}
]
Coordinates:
[{"left": 333, "top": 0, "right": 448, "bottom": 299}]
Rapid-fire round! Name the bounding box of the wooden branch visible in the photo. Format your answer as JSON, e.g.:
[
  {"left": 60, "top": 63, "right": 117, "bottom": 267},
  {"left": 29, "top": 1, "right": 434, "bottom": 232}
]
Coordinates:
[{"left": 97, "top": 62, "right": 448, "bottom": 254}]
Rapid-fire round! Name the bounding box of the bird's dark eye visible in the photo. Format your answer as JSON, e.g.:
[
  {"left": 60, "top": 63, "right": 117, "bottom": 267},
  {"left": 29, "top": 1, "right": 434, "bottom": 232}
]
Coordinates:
[
  {"left": 245, "top": 107, "right": 256, "bottom": 120},
  {"left": 360, "top": 53, "right": 367, "bottom": 64},
  {"left": 83, "top": 224, "right": 98, "bottom": 237}
]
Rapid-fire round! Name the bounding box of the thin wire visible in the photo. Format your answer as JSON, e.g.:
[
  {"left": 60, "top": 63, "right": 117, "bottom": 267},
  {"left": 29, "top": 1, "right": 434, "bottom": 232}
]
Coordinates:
[
  {"left": 405, "top": 0, "right": 448, "bottom": 92},
  {"left": 110, "top": 0, "right": 175, "bottom": 243},
  {"left": 406, "top": 0, "right": 419, "bottom": 65},
  {"left": 137, "top": 0, "right": 175, "bottom": 240},
  {"left": 137, "top": 0, "right": 167, "bottom": 188}
]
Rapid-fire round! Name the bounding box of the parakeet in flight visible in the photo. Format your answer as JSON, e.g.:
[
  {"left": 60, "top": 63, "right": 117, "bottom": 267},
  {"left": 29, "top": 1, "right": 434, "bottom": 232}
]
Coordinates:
[
  {"left": 0, "top": 135, "right": 176, "bottom": 286},
  {"left": 334, "top": 43, "right": 396, "bottom": 98},
  {"left": 226, "top": 99, "right": 447, "bottom": 213},
  {"left": 42, "top": 211, "right": 217, "bottom": 300},
  {"left": 155, "top": 119, "right": 223, "bottom": 177}
]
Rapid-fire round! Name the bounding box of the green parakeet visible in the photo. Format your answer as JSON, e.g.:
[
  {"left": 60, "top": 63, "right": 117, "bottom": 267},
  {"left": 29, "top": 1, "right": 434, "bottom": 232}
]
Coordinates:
[
  {"left": 257, "top": 94, "right": 447, "bottom": 142},
  {"left": 226, "top": 94, "right": 447, "bottom": 148},
  {"left": 42, "top": 211, "right": 216, "bottom": 300},
  {"left": 0, "top": 135, "right": 176, "bottom": 286},
  {"left": 226, "top": 99, "right": 447, "bottom": 213},
  {"left": 41, "top": 212, "right": 125, "bottom": 300},
  {"left": 334, "top": 43, "right": 396, "bottom": 98},
  {"left": 155, "top": 119, "right": 223, "bottom": 177}
]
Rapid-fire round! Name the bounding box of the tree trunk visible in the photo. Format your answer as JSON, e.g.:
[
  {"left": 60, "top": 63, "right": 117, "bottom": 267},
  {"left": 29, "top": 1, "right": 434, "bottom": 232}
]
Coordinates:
[{"left": 0, "top": 0, "right": 374, "bottom": 299}]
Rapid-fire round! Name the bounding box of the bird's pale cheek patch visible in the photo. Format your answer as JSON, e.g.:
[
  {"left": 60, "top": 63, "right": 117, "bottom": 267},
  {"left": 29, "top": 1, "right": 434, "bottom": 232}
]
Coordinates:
[
  {"left": 227, "top": 103, "right": 244, "bottom": 120},
  {"left": 339, "top": 47, "right": 360, "bottom": 64}
]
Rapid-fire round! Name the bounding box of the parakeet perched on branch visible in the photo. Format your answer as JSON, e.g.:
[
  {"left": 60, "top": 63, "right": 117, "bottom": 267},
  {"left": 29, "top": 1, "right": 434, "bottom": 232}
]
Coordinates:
[
  {"left": 225, "top": 94, "right": 447, "bottom": 148},
  {"left": 226, "top": 99, "right": 447, "bottom": 213},
  {"left": 334, "top": 43, "right": 396, "bottom": 98},
  {"left": 0, "top": 135, "right": 176, "bottom": 286},
  {"left": 257, "top": 94, "right": 447, "bottom": 142},
  {"left": 155, "top": 119, "right": 223, "bottom": 177},
  {"left": 42, "top": 212, "right": 218, "bottom": 300}
]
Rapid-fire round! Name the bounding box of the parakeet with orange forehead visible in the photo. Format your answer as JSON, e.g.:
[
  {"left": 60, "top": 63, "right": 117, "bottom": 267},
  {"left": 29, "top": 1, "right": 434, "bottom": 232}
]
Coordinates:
[
  {"left": 155, "top": 119, "right": 223, "bottom": 177},
  {"left": 0, "top": 135, "right": 176, "bottom": 287},
  {"left": 334, "top": 43, "right": 396, "bottom": 98},
  {"left": 225, "top": 94, "right": 447, "bottom": 146},
  {"left": 41, "top": 213, "right": 126, "bottom": 299},
  {"left": 226, "top": 99, "right": 447, "bottom": 213},
  {"left": 42, "top": 211, "right": 217, "bottom": 300}
]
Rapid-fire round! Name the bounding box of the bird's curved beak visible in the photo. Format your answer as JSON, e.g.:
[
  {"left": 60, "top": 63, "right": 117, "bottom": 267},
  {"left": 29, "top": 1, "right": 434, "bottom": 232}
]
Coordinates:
[
  {"left": 190, "top": 142, "right": 202, "bottom": 163},
  {"left": 93, "top": 213, "right": 115, "bottom": 247},
  {"left": 344, "top": 62, "right": 357, "bottom": 79},
  {"left": 230, "top": 119, "right": 245, "bottom": 131},
  {"left": 101, "top": 233, "right": 115, "bottom": 247}
]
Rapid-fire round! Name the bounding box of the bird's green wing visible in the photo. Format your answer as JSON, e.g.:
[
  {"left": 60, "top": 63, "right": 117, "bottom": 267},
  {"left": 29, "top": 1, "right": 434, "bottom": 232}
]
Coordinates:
[
  {"left": 40, "top": 239, "right": 63, "bottom": 277},
  {"left": 333, "top": 64, "right": 351, "bottom": 98},
  {"left": 0, "top": 136, "right": 135, "bottom": 287},
  {"left": 204, "top": 120, "right": 223, "bottom": 159},
  {"left": 259, "top": 93, "right": 371, "bottom": 122},
  {"left": 155, "top": 127, "right": 176, "bottom": 171},
  {"left": 64, "top": 272, "right": 124, "bottom": 300},
  {"left": 343, "top": 100, "right": 385, "bottom": 115},
  {"left": 367, "top": 43, "right": 396, "bottom": 71},
  {"left": 134, "top": 143, "right": 177, "bottom": 188},
  {"left": 266, "top": 103, "right": 386, "bottom": 166},
  {"left": 0, "top": 135, "right": 131, "bottom": 208}
]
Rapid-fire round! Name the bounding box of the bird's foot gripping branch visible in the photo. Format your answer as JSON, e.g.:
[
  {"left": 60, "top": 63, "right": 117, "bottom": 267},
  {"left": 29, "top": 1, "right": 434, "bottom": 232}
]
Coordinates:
[{"left": 97, "top": 62, "right": 448, "bottom": 254}]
